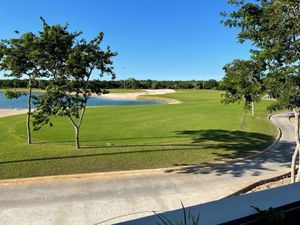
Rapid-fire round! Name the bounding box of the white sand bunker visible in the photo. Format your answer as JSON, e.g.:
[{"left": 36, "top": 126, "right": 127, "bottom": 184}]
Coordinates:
[{"left": 100, "top": 89, "right": 176, "bottom": 100}]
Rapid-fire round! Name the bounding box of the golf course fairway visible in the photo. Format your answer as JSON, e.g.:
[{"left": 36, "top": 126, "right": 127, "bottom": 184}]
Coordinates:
[{"left": 0, "top": 90, "right": 277, "bottom": 179}]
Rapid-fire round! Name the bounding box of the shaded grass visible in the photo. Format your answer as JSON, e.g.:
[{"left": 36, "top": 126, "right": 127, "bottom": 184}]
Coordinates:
[{"left": 0, "top": 90, "right": 276, "bottom": 179}]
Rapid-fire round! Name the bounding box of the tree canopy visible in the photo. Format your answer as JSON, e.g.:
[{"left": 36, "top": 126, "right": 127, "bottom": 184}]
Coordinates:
[
  {"left": 223, "top": 0, "right": 300, "bottom": 182},
  {"left": 221, "top": 59, "right": 264, "bottom": 115},
  {"left": 33, "top": 27, "right": 117, "bottom": 149},
  {"left": 0, "top": 30, "right": 42, "bottom": 144}
]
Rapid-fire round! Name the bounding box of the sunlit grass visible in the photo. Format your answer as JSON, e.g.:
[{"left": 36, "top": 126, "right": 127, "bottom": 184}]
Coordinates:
[{"left": 0, "top": 90, "right": 276, "bottom": 179}]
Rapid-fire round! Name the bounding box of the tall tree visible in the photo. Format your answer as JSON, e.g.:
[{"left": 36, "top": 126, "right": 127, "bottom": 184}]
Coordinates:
[
  {"left": 221, "top": 59, "right": 264, "bottom": 116},
  {"left": 33, "top": 32, "right": 117, "bottom": 149},
  {"left": 223, "top": 0, "right": 300, "bottom": 182},
  {"left": 0, "top": 32, "right": 41, "bottom": 144}
]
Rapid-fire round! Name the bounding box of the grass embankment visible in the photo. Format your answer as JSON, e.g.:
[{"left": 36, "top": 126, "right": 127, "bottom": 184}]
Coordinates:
[{"left": 0, "top": 90, "right": 276, "bottom": 179}]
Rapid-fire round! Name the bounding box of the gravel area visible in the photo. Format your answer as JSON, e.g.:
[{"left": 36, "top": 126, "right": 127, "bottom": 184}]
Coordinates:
[{"left": 247, "top": 175, "right": 291, "bottom": 193}]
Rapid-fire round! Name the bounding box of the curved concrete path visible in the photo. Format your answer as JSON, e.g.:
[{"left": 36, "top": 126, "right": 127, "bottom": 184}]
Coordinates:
[{"left": 0, "top": 112, "right": 295, "bottom": 225}]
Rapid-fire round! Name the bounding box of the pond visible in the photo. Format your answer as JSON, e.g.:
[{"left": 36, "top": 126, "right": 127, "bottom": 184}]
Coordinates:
[{"left": 0, "top": 92, "right": 164, "bottom": 109}]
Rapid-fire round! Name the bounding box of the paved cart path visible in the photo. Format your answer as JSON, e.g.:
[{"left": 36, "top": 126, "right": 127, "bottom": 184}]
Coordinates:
[{"left": 0, "top": 112, "right": 295, "bottom": 225}]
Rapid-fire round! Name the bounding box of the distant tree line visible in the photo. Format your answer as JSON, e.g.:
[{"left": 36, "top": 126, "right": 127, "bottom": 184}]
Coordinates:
[{"left": 0, "top": 78, "right": 220, "bottom": 90}]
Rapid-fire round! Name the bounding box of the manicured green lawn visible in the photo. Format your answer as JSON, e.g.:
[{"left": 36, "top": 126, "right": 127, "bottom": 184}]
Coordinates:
[{"left": 0, "top": 90, "right": 276, "bottom": 179}]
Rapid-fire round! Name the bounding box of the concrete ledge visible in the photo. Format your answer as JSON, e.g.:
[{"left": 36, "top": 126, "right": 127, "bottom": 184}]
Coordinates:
[{"left": 117, "top": 182, "right": 300, "bottom": 225}]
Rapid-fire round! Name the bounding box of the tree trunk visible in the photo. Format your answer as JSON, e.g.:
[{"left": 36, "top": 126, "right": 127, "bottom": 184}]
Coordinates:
[
  {"left": 291, "top": 108, "right": 300, "bottom": 183},
  {"left": 291, "top": 147, "right": 298, "bottom": 183},
  {"left": 75, "top": 106, "right": 86, "bottom": 149},
  {"left": 68, "top": 104, "right": 86, "bottom": 149},
  {"left": 75, "top": 126, "right": 80, "bottom": 149},
  {"left": 27, "top": 81, "right": 32, "bottom": 144},
  {"left": 251, "top": 101, "right": 255, "bottom": 116},
  {"left": 296, "top": 112, "right": 300, "bottom": 182},
  {"left": 296, "top": 148, "right": 300, "bottom": 182}
]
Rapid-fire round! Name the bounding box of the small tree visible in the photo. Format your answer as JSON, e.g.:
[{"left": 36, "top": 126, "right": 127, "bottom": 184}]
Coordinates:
[
  {"left": 33, "top": 32, "right": 117, "bottom": 149},
  {"left": 0, "top": 32, "right": 41, "bottom": 144},
  {"left": 221, "top": 59, "right": 264, "bottom": 116}
]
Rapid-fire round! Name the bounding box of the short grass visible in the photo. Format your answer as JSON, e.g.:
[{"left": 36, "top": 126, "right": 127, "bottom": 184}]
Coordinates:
[{"left": 0, "top": 90, "right": 277, "bottom": 179}]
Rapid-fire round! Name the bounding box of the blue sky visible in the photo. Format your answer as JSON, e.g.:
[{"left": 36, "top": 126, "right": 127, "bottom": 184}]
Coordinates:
[{"left": 0, "top": 0, "right": 251, "bottom": 81}]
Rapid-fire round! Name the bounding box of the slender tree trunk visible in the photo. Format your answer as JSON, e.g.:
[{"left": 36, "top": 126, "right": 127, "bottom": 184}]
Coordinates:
[
  {"left": 27, "top": 79, "right": 32, "bottom": 144},
  {"left": 68, "top": 105, "right": 86, "bottom": 150},
  {"left": 68, "top": 116, "right": 80, "bottom": 149},
  {"left": 75, "top": 126, "right": 80, "bottom": 149},
  {"left": 291, "top": 147, "right": 298, "bottom": 183},
  {"left": 251, "top": 101, "right": 255, "bottom": 116},
  {"left": 75, "top": 105, "right": 86, "bottom": 149},
  {"left": 291, "top": 108, "right": 300, "bottom": 183},
  {"left": 296, "top": 110, "right": 300, "bottom": 182},
  {"left": 296, "top": 149, "right": 300, "bottom": 182}
]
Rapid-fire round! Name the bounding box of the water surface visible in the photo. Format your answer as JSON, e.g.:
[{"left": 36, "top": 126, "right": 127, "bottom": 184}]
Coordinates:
[{"left": 0, "top": 92, "right": 163, "bottom": 109}]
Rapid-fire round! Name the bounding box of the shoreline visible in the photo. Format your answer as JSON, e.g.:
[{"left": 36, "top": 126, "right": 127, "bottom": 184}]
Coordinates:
[
  {"left": 0, "top": 89, "right": 180, "bottom": 117},
  {"left": 0, "top": 109, "right": 28, "bottom": 118}
]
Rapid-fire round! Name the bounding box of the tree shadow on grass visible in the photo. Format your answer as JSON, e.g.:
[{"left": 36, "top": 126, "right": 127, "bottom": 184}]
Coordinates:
[
  {"left": 164, "top": 129, "right": 295, "bottom": 177},
  {"left": 80, "top": 129, "right": 273, "bottom": 155},
  {"left": 9, "top": 129, "right": 294, "bottom": 178},
  {"left": 0, "top": 146, "right": 207, "bottom": 165},
  {"left": 32, "top": 135, "right": 182, "bottom": 146},
  {"left": 175, "top": 129, "right": 274, "bottom": 157}
]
